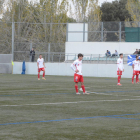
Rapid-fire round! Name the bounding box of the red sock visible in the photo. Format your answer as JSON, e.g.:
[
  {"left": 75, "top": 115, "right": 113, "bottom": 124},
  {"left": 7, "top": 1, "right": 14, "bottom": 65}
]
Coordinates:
[
  {"left": 43, "top": 72, "right": 45, "bottom": 78},
  {"left": 75, "top": 85, "right": 78, "bottom": 93},
  {"left": 118, "top": 76, "right": 121, "bottom": 83},
  {"left": 81, "top": 85, "right": 85, "bottom": 93},
  {"left": 132, "top": 75, "right": 135, "bottom": 82},
  {"left": 136, "top": 75, "right": 138, "bottom": 83},
  {"left": 38, "top": 73, "right": 40, "bottom": 79}
]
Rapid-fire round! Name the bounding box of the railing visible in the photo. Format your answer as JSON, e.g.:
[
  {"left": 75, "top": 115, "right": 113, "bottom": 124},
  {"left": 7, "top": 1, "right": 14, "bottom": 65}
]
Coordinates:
[{"left": 14, "top": 52, "right": 130, "bottom": 64}]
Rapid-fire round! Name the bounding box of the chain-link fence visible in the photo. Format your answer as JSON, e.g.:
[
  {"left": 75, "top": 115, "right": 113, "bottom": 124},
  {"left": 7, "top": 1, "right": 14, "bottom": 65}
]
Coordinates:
[
  {"left": 0, "top": 21, "right": 140, "bottom": 62},
  {"left": 0, "top": 22, "right": 12, "bottom": 54}
]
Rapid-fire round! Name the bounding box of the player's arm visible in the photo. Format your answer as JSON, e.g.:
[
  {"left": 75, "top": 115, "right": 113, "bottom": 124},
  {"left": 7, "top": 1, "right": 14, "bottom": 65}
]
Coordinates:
[
  {"left": 71, "top": 61, "right": 79, "bottom": 73},
  {"left": 117, "top": 60, "right": 121, "bottom": 71},
  {"left": 132, "top": 64, "right": 134, "bottom": 69},
  {"left": 122, "top": 63, "right": 124, "bottom": 72},
  {"left": 43, "top": 62, "right": 46, "bottom": 68},
  {"left": 43, "top": 59, "right": 46, "bottom": 68},
  {"left": 37, "top": 60, "right": 39, "bottom": 69}
]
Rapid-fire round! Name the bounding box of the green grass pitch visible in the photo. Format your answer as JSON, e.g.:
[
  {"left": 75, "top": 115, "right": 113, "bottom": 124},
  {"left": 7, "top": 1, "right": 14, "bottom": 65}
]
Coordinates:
[{"left": 0, "top": 74, "right": 140, "bottom": 140}]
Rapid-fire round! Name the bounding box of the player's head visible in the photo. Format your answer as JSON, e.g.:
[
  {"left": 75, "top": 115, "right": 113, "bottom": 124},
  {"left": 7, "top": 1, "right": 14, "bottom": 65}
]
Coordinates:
[
  {"left": 32, "top": 48, "right": 34, "bottom": 50},
  {"left": 78, "top": 53, "right": 83, "bottom": 60},
  {"left": 119, "top": 53, "right": 123, "bottom": 58},
  {"left": 136, "top": 55, "right": 139, "bottom": 60},
  {"left": 39, "top": 54, "right": 42, "bottom": 59}
]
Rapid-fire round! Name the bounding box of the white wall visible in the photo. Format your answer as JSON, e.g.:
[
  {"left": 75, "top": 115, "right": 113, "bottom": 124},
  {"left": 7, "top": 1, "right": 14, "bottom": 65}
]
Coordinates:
[
  {"left": 65, "top": 42, "right": 140, "bottom": 60},
  {"left": 68, "top": 23, "right": 88, "bottom": 42},
  {"left": 13, "top": 62, "right": 133, "bottom": 78}
]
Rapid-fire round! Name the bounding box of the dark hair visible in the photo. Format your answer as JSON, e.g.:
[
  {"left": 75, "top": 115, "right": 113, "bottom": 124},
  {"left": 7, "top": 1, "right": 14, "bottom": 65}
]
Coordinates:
[
  {"left": 119, "top": 53, "right": 123, "bottom": 56},
  {"left": 39, "top": 54, "right": 42, "bottom": 56},
  {"left": 78, "top": 53, "right": 83, "bottom": 58}
]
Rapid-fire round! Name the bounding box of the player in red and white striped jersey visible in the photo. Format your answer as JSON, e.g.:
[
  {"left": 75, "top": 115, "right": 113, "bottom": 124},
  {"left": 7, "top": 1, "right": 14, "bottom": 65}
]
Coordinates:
[
  {"left": 37, "top": 54, "right": 46, "bottom": 80},
  {"left": 138, "top": 59, "right": 140, "bottom": 82},
  {"left": 132, "top": 55, "right": 139, "bottom": 84},
  {"left": 71, "top": 53, "right": 89, "bottom": 95},
  {"left": 117, "top": 53, "right": 124, "bottom": 86}
]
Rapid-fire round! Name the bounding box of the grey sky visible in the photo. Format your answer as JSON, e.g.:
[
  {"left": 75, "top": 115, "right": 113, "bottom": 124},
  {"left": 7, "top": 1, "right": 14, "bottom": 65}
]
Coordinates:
[
  {"left": 0, "top": 0, "right": 114, "bottom": 18},
  {"left": 28, "top": 0, "right": 115, "bottom": 5},
  {"left": 99, "top": 0, "right": 114, "bottom": 5}
]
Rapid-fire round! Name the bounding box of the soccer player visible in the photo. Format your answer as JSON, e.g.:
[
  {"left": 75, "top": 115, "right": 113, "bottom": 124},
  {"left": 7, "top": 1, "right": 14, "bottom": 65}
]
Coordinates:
[
  {"left": 71, "top": 53, "right": 89, "bottom": 95},
  {"left": 138, "top": 58, "right": 140, "bottom": 82},
  {"left": 117, "top": 53, "right": 124, "bottom": 86},
  {"left": 37, "top": 54, "right": 46, "bottom": 80},
  {"left": 132, "top": 55, "right": 139, "bottom": 84}
]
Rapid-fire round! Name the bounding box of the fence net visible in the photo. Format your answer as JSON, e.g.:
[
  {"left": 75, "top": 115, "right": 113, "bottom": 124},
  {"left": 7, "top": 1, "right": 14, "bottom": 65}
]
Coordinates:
[{"left": 0, "top": 21, "right": 140, "bottom": 62}]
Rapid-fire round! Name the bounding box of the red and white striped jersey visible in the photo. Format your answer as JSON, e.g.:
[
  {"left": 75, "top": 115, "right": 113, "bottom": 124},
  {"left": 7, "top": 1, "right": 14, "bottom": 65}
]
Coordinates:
[
  {"left": 37, "top": 58, "right": 44, "bottom": 68},
  {"left": 71, "top": 59, "right": 82, "bottom": 75},
  {"left": 117, "top": 58, "right": 124, "bottom": 71},
  {"left": 133, "top": 60, "right": 139, "bottom": 71}
]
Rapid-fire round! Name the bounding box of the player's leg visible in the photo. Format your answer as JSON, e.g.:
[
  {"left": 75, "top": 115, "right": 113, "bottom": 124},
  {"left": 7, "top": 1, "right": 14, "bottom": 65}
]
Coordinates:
[
  {"left": 80, "top": 76, "right": 89, "bottom": 95},
  {"left": 42, "top": 68, "right": 46, "bottom": 80},
  {"left": 117, "top": 71, "right": 122, "bottom": 86},
  {"left": 38, "top": 72, "right": 40, "bottom": 80},
  {"left": 132, "top": 75, "right": 135, "bottom": 84},
  {"left": 40, "top": 68, "right": 46, "bottom": 80},
  {"left": 138, "top": 71, "right": 140, "bottom": 82},
  {"left": 38, "top": 68, "right": 40, "bottom": 80},
  {"left": 136, "top": 72, "right": 139, "bottom": 83},
  {"left": 81, "top": 82, "right": 85, "bottom": 93},
  {"left": 117, "top": 75, "right": 121, "bottom": 85},
  {"left": 74, "top": 74, "right": 80, "bottom": 95},
  {"left": 132, "top": 71, "right": 135, "bottom": 84},
  {"left": 75, "top": 82, "right": 80, "bottom": 95},
  {"left": 136, "top": 75, "right": 139, "bottom": 83}
]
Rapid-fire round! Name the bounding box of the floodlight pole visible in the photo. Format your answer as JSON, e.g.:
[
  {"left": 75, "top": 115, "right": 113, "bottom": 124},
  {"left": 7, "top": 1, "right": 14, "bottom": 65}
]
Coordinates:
[
  {"left": 101, "top": 22, "right": 103, "bottom": 42},
  {"left": 12, "top": 22, "right": 15, "bottom": 61},
  {"left": 119, "top": 22, "right": 121, "bottom": 42}
]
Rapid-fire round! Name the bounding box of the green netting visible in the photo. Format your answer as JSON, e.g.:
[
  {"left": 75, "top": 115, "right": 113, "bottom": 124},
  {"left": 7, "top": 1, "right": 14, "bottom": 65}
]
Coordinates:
[{"left": 125, "top": 27, "right": 140, "bottom": 42}]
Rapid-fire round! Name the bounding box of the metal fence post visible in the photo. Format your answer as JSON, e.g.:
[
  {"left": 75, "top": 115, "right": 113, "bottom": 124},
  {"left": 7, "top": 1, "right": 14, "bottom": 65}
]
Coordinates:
[
  {"left": 119, "top": 22, "right": 121, "bottom": 42},
  {"left": 12, "top": 22, "right": 15, "bottom": 61},
  {"left": 101, "top": 22, "right": 103, "bottom": 42},
  {"left": 83, "top": 22, "right": 85, "bottom": 42},
  {"left": 48, "top": 43, "right": 50, "bottom": 62},
  {"left": 66, "top": 23, "right": 68, "bottom": 42},
  {"left": 138, "top": 22, "right": 140, "bottom": 42}
]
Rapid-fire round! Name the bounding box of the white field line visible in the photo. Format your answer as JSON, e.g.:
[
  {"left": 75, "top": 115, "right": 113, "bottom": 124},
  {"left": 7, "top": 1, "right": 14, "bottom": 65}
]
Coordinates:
[
  {"left": 88, "top": 90, "right": 140, "bottom": 98},
  {"left": 89, "top": 92, "right": 139, "bottom": 97},
  {"left": 1, "top": 98, "right": 140, "bottom": 107},
  {"left": 88, "top": 91, "right": 111, "bottom": 95}
]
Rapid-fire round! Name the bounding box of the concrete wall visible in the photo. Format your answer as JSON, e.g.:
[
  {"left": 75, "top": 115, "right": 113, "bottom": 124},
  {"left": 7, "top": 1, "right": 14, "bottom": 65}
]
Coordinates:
[
  {"left": 0, "top": 54, "right": 12, "bottom": 63},
  {"left": 65, "top": 42, "right": 140, "bottom": 60},
  {"left": 0, "top": 63, "right": 12, "bottom": 73},
  {"left": 0, "top": 54, "right": 12, "bottom": 74},
  {"left": 13, "top": 62, "right": 133, "bottom": 78}
]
